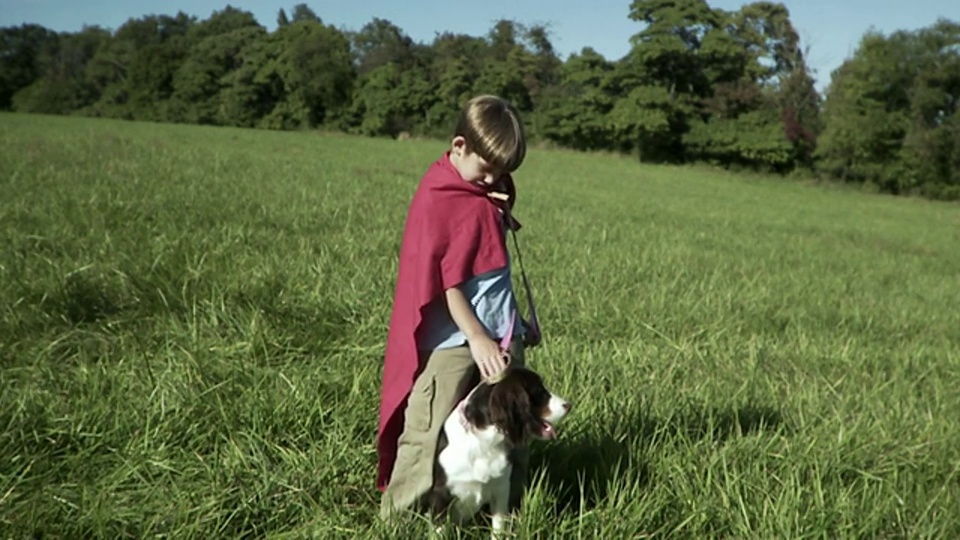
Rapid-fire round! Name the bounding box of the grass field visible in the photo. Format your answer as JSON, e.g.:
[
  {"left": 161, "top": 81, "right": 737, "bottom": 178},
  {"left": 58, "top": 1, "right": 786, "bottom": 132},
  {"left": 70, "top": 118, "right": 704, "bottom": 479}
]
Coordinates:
[{"left": 1, "top": 112, "right": 959, "bottom": 538}]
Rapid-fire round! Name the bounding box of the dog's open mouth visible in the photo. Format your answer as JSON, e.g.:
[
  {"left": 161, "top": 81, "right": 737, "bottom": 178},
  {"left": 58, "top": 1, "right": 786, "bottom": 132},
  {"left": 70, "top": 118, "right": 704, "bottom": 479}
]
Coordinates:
[{"left": 539, "top": 420, "right": 558, "bottom": 440}]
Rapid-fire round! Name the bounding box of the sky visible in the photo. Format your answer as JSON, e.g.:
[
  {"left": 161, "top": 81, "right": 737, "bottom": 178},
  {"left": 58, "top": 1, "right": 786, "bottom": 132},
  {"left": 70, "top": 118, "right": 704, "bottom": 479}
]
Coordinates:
[{"left": 1, "top": 0, "right": 956, "bottom": 91}]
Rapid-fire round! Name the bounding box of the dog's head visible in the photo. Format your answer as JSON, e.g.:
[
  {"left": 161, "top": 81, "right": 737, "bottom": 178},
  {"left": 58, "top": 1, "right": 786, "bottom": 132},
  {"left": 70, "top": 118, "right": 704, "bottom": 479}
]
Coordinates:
[{"left": 463, "top": 367, "right": 571, "bottom": 446}]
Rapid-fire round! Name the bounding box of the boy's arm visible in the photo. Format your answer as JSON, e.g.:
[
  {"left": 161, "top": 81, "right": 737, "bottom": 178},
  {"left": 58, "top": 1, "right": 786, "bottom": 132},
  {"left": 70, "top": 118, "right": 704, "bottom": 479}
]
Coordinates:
[
  {"left": 444, "top": 287, "right": 486, "bottom": 340},
  {"left": 445, "top": 287, "right": 509, "bottom": 380}
]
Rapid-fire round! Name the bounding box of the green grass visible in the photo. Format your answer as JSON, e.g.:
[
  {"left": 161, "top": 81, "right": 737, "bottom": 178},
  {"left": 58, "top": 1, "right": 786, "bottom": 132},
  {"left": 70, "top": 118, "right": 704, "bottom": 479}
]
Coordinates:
[{"left": 1, "top": 112, "right": 959, "bottom": 539}]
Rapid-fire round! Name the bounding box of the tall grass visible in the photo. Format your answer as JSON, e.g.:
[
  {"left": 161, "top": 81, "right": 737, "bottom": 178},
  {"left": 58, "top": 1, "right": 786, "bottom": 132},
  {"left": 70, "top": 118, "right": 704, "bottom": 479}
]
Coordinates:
[{"left": 1, "top": 112, "right": 958, "bottom": 538}]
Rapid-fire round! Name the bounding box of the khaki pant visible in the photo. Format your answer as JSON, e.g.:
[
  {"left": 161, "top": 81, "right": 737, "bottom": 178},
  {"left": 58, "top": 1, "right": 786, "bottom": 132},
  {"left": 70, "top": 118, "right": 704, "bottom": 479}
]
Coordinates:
[{"left": 380, "top": 341, "right": 528, "bottom": 519}]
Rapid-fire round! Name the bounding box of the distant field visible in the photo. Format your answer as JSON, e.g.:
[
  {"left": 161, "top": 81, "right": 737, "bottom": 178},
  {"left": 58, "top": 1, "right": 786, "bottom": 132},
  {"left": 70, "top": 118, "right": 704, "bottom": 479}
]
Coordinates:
[{"left": 1, "top": 112, "right": 958, "bottom": 538}]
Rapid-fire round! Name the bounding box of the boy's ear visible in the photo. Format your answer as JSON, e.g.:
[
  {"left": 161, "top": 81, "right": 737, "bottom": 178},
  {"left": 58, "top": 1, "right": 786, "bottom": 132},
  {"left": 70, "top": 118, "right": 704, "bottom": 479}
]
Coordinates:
[{"left": 451, "top": 135, "right": 467, "bottom": 155}]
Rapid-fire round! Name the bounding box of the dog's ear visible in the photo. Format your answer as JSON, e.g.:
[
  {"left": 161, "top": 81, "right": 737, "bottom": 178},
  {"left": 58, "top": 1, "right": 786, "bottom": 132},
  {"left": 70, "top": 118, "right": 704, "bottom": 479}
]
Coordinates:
[
  {"left": 488, "top": 374, "right": 542, "bottom": 445},
  {"left": 461, "top": 363, "right": 511, "bottom": 429}
]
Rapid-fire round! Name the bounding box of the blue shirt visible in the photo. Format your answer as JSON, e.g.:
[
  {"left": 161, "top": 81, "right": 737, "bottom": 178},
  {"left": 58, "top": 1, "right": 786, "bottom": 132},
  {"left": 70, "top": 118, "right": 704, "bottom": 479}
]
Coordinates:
[{"left": 418, "top": 264, "right": 524, "bottom": 351}]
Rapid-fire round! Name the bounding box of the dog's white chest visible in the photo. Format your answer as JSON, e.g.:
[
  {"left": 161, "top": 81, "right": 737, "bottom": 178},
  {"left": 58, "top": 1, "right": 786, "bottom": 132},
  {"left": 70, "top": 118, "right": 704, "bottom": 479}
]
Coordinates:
[{"left": 438, "top": 414, "right": 513, "bottom": 517}]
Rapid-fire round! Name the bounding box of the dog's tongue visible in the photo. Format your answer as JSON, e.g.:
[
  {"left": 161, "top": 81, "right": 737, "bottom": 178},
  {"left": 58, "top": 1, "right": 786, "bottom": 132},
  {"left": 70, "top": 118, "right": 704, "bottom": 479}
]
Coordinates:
[{"left": 541, "top": 421, "right": 557, "bottom": 439}]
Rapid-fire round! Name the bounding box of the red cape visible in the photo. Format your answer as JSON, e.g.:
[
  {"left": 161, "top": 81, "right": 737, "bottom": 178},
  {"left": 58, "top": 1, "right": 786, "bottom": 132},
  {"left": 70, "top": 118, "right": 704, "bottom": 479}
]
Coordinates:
[{"left": 376, "top": 152, "right": 516, "bottom": 491}]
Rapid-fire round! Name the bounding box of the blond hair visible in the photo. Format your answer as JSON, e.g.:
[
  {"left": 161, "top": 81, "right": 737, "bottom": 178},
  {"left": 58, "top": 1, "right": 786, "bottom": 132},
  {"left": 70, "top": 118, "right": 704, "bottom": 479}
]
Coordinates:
[{"left": 454, "top": 95, "right": 527, "bottom": 173}]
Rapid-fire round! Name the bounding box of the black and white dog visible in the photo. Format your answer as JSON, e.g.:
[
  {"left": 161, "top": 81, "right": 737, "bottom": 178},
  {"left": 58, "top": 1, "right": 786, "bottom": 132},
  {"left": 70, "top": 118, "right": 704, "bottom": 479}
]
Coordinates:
[{"left": 429, "top": 366, "right": 571, "bottom": 536}]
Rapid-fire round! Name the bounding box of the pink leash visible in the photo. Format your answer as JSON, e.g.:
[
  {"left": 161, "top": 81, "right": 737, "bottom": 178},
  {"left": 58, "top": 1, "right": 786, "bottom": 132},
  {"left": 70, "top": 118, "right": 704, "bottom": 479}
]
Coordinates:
[{"left": 500, "top": 311, "right": 516, "bottom": 352}]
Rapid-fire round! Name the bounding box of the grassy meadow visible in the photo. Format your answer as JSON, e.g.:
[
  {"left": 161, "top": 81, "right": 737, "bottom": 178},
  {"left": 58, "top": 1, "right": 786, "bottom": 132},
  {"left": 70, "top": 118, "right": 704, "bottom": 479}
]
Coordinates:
[{"left": 1, "top": 112, "right": 959, "bottom": 538}]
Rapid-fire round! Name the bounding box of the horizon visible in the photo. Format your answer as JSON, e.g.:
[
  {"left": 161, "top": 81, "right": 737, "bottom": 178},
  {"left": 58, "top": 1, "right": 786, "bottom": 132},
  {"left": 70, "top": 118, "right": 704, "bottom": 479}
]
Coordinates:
[{"left": 2, "top": 1, "right": 956, "bottom": 92}]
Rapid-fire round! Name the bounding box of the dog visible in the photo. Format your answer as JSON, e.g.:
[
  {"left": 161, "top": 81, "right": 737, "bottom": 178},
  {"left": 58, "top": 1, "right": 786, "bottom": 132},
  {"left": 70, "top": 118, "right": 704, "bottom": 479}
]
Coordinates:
[{"left": 428, "top": 366, "right": 571, "bottom": 537}]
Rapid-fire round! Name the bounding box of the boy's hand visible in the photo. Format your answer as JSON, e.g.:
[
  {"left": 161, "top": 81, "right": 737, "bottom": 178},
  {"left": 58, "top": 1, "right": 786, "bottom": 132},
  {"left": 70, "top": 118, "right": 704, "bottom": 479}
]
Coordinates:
[
  {"left": 444, "top": 286, "right": 509, "bottom": 380},
  {"left": 468, "top": 334, "right": 509, "bottom": 380}
]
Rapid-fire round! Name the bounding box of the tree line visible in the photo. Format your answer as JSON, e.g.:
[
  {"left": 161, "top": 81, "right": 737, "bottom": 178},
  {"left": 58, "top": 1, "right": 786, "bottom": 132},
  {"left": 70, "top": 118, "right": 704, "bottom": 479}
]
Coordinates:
[{"left": 2, "top": 1, "right": 958, "bottom": 200}]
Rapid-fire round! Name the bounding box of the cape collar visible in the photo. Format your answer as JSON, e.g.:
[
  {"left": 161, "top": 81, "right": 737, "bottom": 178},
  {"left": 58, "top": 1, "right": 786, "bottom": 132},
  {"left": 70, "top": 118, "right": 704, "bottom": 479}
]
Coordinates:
[{"left": 436, "top": 151, "right": 520, "bottom": 230}]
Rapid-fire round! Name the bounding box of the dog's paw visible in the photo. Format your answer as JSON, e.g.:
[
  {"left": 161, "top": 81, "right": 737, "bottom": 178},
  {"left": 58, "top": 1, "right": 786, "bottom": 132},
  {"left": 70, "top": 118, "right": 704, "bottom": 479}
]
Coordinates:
[{"left": 490, "top": 514, "right": 514, "bottom": 539}]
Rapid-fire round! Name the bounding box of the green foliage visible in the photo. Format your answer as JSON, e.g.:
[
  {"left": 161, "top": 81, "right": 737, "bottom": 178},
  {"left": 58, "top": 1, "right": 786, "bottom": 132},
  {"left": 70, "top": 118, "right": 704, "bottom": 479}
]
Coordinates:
[
  {"left": 220, "top": 19, "right": 354, "bottom": 130},
  {"left": 349, "top": 62, "right": 435, "bottom": 137},
  {"left": 97, "top": 13, "right": 194, "bottom": 119},
  {"left": 349, "top": 17, "right": 418, "bottom": 76},
  {"left": 290, "top": 3, "right": 322, "bottom": 24},
  {"left": 609, "top": 0, "right": 821, "bottom": 168},
  {"left": 817, "top": 20, "right": 960, "bottom": 198},
  {"left": 2, "top": 4, "right": 957, "bottom": 199},
  {"left": 12, "top": 26, "right": 110, "bottom": 114},
  {"left": 0, "top": 24, "right": 59, "bottom": 109},
  {"left": 187, "top": 5, "right": 261, "bottom": 42},
  {"left": 170, "top": 23, "right": 266, "bottom": 125},
  {"left": 609, "top": 83, "right": 679, "bottom": 159},
  {"left": 274, "top": 20, "right": 355, "bottom": 128},
  {"left": 628, "top": 0, "right": 722, "bottom": 96},
  {"left": 684, "top": 108, "right": 795, "bottom": 170},
  {"left": 423, "top": 32, "right": 488, "bottom": 136},
  {"left": 538, "top": 48, "right": 616, "bottom": 150}
]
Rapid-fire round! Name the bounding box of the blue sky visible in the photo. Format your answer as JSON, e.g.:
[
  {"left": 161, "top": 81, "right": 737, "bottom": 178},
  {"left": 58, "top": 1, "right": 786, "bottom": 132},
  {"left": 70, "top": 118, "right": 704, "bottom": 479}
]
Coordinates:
[{"left": 2, "top": 0, "right": 955, "bottom": 90}]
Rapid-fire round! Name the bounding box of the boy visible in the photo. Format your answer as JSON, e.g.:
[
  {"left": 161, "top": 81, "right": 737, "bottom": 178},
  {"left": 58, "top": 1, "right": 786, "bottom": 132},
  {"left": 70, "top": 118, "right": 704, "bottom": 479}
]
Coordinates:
[{"left": 377, "top": 95, "right": 531, "bottom": 518}]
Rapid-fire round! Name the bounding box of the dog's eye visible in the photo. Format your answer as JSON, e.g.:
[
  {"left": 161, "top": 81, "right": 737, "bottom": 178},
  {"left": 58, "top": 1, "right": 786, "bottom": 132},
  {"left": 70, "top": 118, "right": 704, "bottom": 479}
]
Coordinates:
[{"left": 530, "top": 389, "right": 550, "bottom": 404}]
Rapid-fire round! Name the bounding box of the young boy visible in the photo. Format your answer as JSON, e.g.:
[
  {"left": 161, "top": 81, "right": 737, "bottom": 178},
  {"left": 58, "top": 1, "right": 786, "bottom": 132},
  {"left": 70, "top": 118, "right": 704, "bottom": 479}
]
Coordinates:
[{"left": 377, "top": 95, "right": 531, "bottom": 518}]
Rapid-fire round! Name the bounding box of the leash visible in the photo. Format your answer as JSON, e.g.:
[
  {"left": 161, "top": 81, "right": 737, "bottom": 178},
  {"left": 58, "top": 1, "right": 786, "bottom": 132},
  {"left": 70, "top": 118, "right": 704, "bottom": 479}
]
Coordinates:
[
  {"left": 453, "top": 186, "right": 543, "bottom": 430},
  {"left": 503, "top": 202, "right": 541, "bottom": 349},
  {"left": 479, "top": 314, "right": 515, "bottom": 386},
  {"left": 510, "top": 228, "right": 541, "bottom": 347},
  {"left": 481, "top": 201, "right": 540, "bottom": 386}
]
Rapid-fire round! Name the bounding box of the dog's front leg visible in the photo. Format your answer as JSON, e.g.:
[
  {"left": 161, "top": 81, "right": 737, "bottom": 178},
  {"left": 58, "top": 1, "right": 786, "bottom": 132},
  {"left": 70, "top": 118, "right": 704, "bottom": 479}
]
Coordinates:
[{"left": 489, "top": 477, "right": 512, "bottom": 539}]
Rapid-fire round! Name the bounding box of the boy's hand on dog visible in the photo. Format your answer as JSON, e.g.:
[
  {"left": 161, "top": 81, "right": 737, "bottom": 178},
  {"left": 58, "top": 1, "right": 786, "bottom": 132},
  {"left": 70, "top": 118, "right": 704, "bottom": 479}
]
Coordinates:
[{"left": 468, "top": 335, "right": 509, "bottom": 380}]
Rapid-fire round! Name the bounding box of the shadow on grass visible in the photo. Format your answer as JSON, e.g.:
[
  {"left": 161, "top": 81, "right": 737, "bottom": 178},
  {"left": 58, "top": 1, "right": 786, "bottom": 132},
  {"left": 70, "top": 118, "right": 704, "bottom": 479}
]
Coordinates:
[
  {"left": 677, "top": 404, "right": 784, "bottom": 443},
  {"left": 11, "top": 263, "right": 354, "bottom": 364},
  {"left": 529, "top": 401, "right": 784, "bottom": 514}
]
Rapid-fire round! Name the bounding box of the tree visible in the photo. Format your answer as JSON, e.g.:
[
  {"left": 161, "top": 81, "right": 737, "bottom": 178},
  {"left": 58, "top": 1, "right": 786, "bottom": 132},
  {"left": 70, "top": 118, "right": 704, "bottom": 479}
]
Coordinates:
[
  {"left": 614, "top": 0, "right": 727, "bottom": 160},
  {"left": 815, "top": 24, "right": 952, "bottom": 193},
  {"left": 683, "top": 108, "right": 795, "bottom": 170},
  {"left": 0, "top": 24, "right": 59, "bottom": 109},
  {"left": 170, "top": 26, "right": 265, "bottom": 124},
  {"left": 219, "top": 19, "right": 354, "bottom": 129},
  {"left": 616, "top": 0, "right": 818, "bottom": 168},
  {"left": 729, "top": 2, "right": 821, "bottom": 163},
  {"left": 901, "top": 20, "right": 960, "bottom": 198},
  {"left": 609, "top": 83, "right": 678, "bottom": 158},
  {"left": 349, "top": 62, "right": 434, "bottom": 136},
  {"left": 539, "top": 48, "right": 616, "bottom": 150},
  {"left": 79, "top": 13, "right": 194, "bottom": 119},
  {"left": 424, "top": 32, "right": 488, "bottom": 135},
  {"left": 473, "top": 20, "right": 536, "bottom": 112},
  {"left": 291, "top": 4, "right": 321, "bottom": 23},
  {"left": 627, "top": 0, "right": 722, "bottom": 97},
  {"left": 349, "top": 18, "right": 417, "bottom": 75},
  {"left": 12, "top": 26, "right": 110, "bottom": 114},
  {"left": 188, "top": 6, "right": 259, "bottom": 41}
]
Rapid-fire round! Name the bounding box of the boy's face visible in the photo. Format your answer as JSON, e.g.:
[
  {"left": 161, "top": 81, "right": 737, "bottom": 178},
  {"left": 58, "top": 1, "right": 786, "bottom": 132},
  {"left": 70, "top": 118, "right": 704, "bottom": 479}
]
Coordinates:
[{"left": 451, "top": 137, "right": 503, "bottom": 186}]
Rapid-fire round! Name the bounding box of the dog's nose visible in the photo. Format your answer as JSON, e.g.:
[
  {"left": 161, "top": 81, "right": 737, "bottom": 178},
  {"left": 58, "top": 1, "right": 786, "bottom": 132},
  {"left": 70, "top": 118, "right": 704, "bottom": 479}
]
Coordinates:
[{"left": 562, "top": 402, "right": 572, "bottom": 411}]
